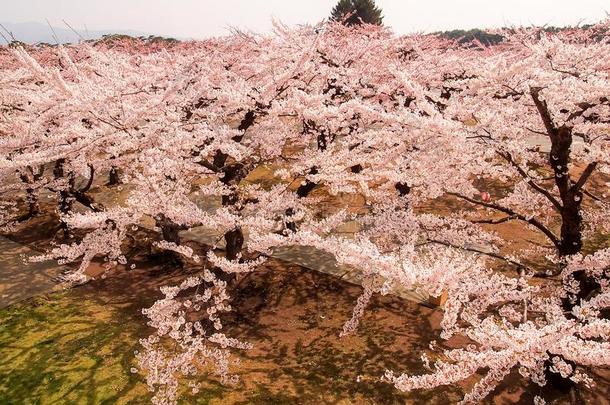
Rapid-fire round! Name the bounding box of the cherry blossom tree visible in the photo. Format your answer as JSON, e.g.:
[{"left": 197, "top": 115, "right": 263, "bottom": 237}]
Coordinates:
[
  {"left": 374, "top": 21, "right": 610, "bottom": 404},
  {"left": 0, "top": 18, "right": 608, "bottom": 405}
]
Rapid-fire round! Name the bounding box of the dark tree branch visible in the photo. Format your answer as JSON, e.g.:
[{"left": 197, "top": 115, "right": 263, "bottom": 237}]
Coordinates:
[
  {"left": 424, "top": 239, "right": 531, "bottom": 272},
  {"left": 472, "top": 215, "right": 517, "bottom": 224},
  {"left": 496, "top": 150, "right": 563, "bottom": 212},
  {"left": 448, "top": 192, "right": 561, "bottom": 249},
  {"left": 530, "top": 87, "right": 556, "bottom": 136},
  {"left": 572, "top": 162, "right": 597, "bottom": 192},
  {"left": 80, "top": 164, "right": 95, "bottom": 193}
]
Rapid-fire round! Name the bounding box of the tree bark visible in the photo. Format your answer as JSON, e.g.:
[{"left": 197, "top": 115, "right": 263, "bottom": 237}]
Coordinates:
[
  {"left": 18, "top": 165, "right": 44, "bottom": 219},
  {"left": 108, "top": 166, "right": 121, "bottom": 186},
  {"left": 53, "top": 159, "right": 73, "bottom": 239},
  {"left": 224, "top": 227, "right": 244, "bottom": 261},
  {"left": 156, "top": 215, "right": 182, "bottom": 245}
]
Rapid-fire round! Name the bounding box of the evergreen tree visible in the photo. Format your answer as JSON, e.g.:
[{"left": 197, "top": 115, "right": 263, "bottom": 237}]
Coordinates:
[{"left": 330, "top": 0, "right": 383, "bottom": 26}]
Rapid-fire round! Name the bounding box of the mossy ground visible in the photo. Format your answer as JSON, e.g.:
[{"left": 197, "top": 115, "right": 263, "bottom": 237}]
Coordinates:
[{"left": 0, "top": 291, "right": 149, "bottom": 404}]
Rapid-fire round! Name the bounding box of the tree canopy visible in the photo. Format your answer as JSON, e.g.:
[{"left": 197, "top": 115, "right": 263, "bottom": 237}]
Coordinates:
[
  {"left": 439, "top": 29, "right": 504, "bottom": 46},
  {"left": 2, "top": 18, "right": 610, "bottom": 405}
]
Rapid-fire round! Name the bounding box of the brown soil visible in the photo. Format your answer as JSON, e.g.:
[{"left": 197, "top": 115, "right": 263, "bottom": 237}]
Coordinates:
[{"left": 14, "top": 249, "right": 604, "bottom": 405}]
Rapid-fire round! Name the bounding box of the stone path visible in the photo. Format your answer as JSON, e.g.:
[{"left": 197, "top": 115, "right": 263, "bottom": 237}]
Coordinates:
[{"left": 0, "top": 236, "right": 67, "bottom": 308}]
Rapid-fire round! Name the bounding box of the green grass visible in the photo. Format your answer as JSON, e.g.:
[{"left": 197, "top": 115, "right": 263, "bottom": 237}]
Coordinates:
[{"left": 0, "top": 291, "right": 150, "bottom": 405}]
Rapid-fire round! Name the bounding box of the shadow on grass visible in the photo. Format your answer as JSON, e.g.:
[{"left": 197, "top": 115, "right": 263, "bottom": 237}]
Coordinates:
[{"left": 0, "top": 291, "right": 151, "bottom": 404}]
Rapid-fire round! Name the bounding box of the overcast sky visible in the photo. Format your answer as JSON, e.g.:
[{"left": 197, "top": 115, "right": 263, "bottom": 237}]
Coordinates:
[{"left": 3, "top": 0, "right": 609, "bottom": 38}]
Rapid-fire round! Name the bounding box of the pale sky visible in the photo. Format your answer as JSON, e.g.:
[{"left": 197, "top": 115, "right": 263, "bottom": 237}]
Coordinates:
[{"left": 3, "top": 0, "right": 609, "bottom": 38}]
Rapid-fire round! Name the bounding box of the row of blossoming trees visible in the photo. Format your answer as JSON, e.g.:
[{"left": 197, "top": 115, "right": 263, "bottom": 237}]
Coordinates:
[{"left": 0, "top": 19, "right": 609, "bottom": 404}]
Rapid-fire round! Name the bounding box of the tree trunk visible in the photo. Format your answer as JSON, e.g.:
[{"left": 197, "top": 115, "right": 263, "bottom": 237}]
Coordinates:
[
  {"left": 550, "top": 126, "right": 583, "bottom": 256},
  {"left": 25, "top": 187, "right": 40, "bottom": 217},
  {"left": 284, "top": 208, "right": 297, "bottom": 233},
  {"left": 18, "top": 167, "right": 42, "bottom": 220},
  {"left": 108, "top": 167, "right": 121, "bottom": 186},
  {"left": 395, "top": 182, "right": 411, "bottom": 197},
  {"left": 559, "top": 197, "right": 583, "bottom": 256},
  {"left": 152, "top": 216, "right": 185, "bottom": 266},
  {"left": 162, "top": 225, "right": 180, "bottom": 245},
  {"left": 548, "top": 127, "right": 599, "bottom": 310},
  {"left": 213, "top": 227, "right": 244, "bottom": 284},
  {"left": 53, "top": 159, "right": 73, "bottom": 239},
  {"left": 157, "top": 216, "right": 181, "bottom": 245},
  {"left": 224, "top": 227, "right": 244, "bottom": 261},
  {"left": 296, "top": 167, "right": 318, "bottom": 198},
  {"left": 531, "top": 89, "right": 594, "bottom": 404},
  {"left": 283, "top": 167, "right": 319, "bottom": 232}
]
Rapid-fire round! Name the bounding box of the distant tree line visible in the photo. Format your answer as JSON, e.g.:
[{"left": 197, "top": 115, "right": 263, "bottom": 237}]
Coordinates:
[{"left": 438, "top": 29, "right": 504, "bottom": 46}]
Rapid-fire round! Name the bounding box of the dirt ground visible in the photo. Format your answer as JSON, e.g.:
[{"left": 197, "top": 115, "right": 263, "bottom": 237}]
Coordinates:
[
  {"left": 2, "top": 250, "right": 610, "bottom": 404},
  {"left": 1, "top": 168, "right": 609, "bottom": 404}
]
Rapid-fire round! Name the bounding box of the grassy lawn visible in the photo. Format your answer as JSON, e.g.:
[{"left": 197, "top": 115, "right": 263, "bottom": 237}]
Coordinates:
[{"left": 0, "top": 290, "right": 149, "bottom": 404}]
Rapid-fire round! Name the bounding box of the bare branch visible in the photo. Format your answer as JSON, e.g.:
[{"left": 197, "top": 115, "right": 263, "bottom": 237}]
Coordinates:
[
  {"left": 496, "top": 150, "right": 563, "bottom": 212},
  {"left": 448, "top": 192, "right": 561, "bottom": 249},
  {"left": 572, "top": 162, "right": 597, "bottom": 192}
]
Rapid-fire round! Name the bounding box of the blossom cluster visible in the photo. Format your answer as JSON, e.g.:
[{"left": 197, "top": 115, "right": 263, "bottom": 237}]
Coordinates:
[{"left": 0, "top": 18, "right": 609, "bottom": 404}]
